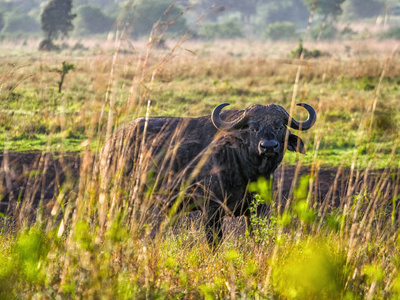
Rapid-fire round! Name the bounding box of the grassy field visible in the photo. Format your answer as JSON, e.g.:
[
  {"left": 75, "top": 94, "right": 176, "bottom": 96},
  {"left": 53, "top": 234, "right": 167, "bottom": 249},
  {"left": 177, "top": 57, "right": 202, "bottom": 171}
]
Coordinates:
[
  {"left": 1, "top": 39, "right": 400, "bottom": 166},
  {"left": 0, "top": 38, "right": 400, "bottom": 298}
]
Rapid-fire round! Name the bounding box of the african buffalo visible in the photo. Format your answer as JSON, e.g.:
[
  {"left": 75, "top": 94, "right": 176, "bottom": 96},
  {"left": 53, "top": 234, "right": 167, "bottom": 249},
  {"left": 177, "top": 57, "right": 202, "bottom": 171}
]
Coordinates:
[{"left": 100, "top": 102, "right": 316, "bottom": 246}]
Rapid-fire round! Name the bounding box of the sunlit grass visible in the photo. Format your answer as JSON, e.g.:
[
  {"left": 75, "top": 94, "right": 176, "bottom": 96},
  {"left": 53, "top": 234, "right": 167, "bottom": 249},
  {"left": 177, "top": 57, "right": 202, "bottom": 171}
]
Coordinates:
[{"left": 1, "top": 41, "right": 400, "bottom": 166}]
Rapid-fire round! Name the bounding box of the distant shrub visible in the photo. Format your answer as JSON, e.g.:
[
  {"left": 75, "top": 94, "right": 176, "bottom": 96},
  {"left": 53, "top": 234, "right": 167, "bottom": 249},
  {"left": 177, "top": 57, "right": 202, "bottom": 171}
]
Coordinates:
[
  {"left": 3, "top": 13, "right": 40, "bottom": 33},
  {"left": 60, "top": 42, "right": 70, "bottom": 50},
  {"left": 72, "top": 41, "right": 88, "bottom": 51},
  {"left": 199, "top": 19, "right": 243, "bottom": 40},
  {"left": 340, "top": 26, "right": 356, "bottom": 36},
  {"left": 380, "top": 27, "right": 400, "bottom": 40},
  {"left": 151, "top": 37, "right": 168, "bottom": 49},
  {"left": 290, "top": 39, "right": 327, "bottom": 59},
  {"left": 75, "top": 5, "right": 114, "bottom": 35},
  {"left": 340, "top": 26, "right": 357, "bottom": 39},
  {"left": 39, "top": 39, "right": 60, "bottom": 51},
  {"left": 264, "top": 22, "right": 299, "bottom": 40}
]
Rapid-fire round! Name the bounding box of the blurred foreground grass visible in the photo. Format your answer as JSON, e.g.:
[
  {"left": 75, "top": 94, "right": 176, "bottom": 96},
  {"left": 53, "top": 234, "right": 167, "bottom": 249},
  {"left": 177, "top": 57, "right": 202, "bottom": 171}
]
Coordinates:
[{"left": 1, "top": 182, "right": 399, "bottom": 299}]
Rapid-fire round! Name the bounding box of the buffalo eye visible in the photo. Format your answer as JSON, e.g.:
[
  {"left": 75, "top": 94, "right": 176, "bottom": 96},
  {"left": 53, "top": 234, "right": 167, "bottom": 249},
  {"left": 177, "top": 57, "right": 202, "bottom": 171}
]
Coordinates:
[
  {"left": 273, "top": 120, "right": 284, "bottom": 131},
  {"left": 248, "top": 121, "right": 260, "bottom": 132}
]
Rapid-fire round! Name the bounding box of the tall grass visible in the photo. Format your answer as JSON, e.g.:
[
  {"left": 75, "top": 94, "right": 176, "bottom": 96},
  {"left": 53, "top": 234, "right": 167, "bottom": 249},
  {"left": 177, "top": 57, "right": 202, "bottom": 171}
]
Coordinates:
[{"left": 1, "top": 14, "right": 400, "bottom": 300}]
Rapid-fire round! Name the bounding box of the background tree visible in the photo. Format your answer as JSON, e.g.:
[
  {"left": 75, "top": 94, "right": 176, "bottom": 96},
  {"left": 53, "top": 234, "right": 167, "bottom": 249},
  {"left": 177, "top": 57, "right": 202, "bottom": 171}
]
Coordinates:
[
  {"left": 303, "top": 0, "right": 346, "bottom": 41},
  {"left": 199, "top": 19, "right": 243, "bottom": 39},
  {"left": 3, "top": 12, "right": 40, "bottom": 33},
  {"left": 188, "top": 0, "right": 226, "bottom": 22},
  {"left": 190, "top": 0, "right": 258, "bottom": 23},
  {"left": 73, "top": 0, "right": 122, "bottom": 18},
  {"left": 346, "top": 0, "right": 385, "bottom": 19},
  {"left": 75, "top": 5, "right": 114, "bottom": 35},
  {"left": 224, "top": 0, "right": 259, "bottom": 23},
  {"left": 303, "top": 0, "right": 346, "bottom": 19},
  {"left": 122, "top": 0, "right": 188, "bottom": 38},
  {"left": 264, "top": 0, "right": 309, "bottom": 25},
  {"left": 0, "top": 0, "right": 41, "bottom": 14},
  {"left": 265, "top": 22, "right": 299, "bottom": 40},
  {"left": 0, "top": 12, "right": 4, "bottom": 32},
  {"left": 40, "top": 0, "right": 76, "bottom": 50}
]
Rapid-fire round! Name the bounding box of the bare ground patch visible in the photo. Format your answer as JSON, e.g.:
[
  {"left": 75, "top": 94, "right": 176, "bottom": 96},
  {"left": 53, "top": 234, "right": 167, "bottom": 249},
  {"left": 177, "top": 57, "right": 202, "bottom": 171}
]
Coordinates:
[{"left": 1, "top": 152, "right": 398, "bottom": 225}]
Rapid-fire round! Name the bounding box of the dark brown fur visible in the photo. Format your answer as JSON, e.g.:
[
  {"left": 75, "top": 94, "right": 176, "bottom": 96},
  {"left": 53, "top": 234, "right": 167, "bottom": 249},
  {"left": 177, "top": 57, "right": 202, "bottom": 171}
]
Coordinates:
[{"left": 100, "top": 104, "right": 314, "bottom": 246}]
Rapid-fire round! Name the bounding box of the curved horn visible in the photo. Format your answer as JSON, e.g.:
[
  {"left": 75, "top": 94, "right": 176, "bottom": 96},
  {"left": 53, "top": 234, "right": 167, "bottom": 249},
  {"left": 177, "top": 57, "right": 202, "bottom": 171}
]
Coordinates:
[
  {"left": 287, "top": 103, "right": 317, "bottom": 131},
  {"left": 211, "top": 103, "right": 249, "bottom": 131}
]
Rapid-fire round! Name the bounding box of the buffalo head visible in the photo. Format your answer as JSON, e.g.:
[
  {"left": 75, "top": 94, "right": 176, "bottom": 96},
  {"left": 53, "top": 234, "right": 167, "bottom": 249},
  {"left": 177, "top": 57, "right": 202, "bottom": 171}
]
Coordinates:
[{"left": 211, "top": 102, "right": 316, "bottom": 176}]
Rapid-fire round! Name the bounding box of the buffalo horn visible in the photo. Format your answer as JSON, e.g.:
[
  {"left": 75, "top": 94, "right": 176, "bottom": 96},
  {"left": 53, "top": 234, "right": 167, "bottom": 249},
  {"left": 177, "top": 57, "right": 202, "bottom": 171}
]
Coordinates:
[
  {"left": 212, "top": 103, "right": 249, "bottom": 130},
  {"left": 287, "top": 103, "right": 317, "bottom": 131}
]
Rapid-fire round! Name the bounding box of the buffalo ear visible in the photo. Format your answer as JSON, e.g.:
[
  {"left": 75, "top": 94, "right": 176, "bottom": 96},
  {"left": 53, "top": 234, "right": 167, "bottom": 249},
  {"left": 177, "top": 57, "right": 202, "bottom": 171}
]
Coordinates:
[{"left": 287, "top": 133, "right": 305, "bottom": 154}]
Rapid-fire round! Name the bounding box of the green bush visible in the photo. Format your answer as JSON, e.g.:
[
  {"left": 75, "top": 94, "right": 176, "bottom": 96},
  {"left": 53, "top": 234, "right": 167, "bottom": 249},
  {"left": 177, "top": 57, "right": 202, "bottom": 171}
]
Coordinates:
[
  {"left": 264, "top": 22, "right": 298, "bottom": 40},
  {"left": 199, "top": 20, "right": 243, "bottom": 40},
  {"left": 75, "top": 5, "right": 114, "bottom": 35}
]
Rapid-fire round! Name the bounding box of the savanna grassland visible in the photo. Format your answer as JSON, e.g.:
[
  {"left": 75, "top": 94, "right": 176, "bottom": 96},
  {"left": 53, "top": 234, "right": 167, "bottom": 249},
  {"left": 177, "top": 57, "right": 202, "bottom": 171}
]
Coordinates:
[{"left": 1, "top": 38, "right": 400, "bottom": 299}]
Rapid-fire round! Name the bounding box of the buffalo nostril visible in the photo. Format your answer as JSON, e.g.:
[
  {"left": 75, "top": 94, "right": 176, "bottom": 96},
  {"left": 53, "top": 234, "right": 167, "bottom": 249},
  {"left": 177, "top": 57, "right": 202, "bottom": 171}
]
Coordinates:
[
  {"left": 259, "top": 140, "right": 279, "bottom": 153},
  {"left": 260, "top": 140, "right": 278, "bottom": 148}
]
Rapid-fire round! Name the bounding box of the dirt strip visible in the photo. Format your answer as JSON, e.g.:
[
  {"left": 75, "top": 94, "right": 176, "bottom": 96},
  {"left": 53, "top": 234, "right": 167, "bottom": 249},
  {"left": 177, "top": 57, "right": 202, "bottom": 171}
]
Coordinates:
[{"left": 0, "top": 152, "right": 398, "bottom": 219}]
